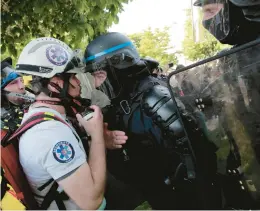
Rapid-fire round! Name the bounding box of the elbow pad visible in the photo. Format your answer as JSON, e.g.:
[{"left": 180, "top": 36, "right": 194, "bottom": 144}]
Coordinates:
[{"left": 141, "top": 85, "right": 197, "bottom": 178}]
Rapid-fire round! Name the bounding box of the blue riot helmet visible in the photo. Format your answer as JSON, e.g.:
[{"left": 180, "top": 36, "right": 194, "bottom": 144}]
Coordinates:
[
  {"left": 84, "top": 32, "right": 150, "bottom": 99},
  {"left": 194, "top": 0, "right": 260, "bottom": 45},
  {"left": 1, "top": 57, "right": 20, "bottom": 89}
]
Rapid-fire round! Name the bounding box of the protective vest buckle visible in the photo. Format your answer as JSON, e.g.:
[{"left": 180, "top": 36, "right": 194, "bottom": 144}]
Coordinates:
[{"left": 120, "top": 100, "right": 131, "bottom": 115}]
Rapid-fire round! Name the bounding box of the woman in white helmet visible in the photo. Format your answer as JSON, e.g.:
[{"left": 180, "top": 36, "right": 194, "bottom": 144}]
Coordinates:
[{"left": 16, "top": 37, "right": 107, "bottom": 210}]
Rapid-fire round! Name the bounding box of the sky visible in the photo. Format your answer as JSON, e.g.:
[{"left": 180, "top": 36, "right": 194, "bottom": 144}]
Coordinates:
[{"left": 109, "top": 0, "right": 193, "bottom": 52}]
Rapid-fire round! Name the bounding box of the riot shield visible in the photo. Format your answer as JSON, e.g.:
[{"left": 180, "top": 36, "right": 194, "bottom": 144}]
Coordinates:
[{"left": 168, "top": 39, "right": 260, "bottom": 209}]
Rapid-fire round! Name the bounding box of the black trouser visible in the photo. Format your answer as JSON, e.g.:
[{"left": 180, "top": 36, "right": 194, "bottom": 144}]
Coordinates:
[
  {"left": 106, "top": 149, "right": 185, "bottom": 210},
  {"left": 105, "top": 171, "right": 145, "bottom": 210}
]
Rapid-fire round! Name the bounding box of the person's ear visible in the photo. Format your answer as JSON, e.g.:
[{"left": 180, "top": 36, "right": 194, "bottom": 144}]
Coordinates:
[{"left": 93, "top": 71, "right": 107, "bottom": 88}]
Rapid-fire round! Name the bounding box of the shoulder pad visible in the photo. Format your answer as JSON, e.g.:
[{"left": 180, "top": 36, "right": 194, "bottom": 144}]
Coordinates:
[
  {"left": 142, "top": 57, "right": 159, "bottom": 69},
  {"left": 141, "top": 85, "right": 186, "bottom": 140},
  {"left": 137, "top": 76, "right": 167, "bottom": 92},
  {"left": 142, "top": 85, "right": 172, "bottom": 115}
]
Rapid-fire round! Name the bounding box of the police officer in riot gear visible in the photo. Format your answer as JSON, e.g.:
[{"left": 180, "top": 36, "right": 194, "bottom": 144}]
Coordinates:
[
  {"left": 84, "top": 32, "right": 219, "bottom": 209},
  {"left": 1, "top": 57, "right": 34, "bottom": 143},
  {"left": 165, "top": 0, "right": 260, "bottom": 209},
  {"left": 195, "top": 0, "right": 260, "bottom": 164},
  {"left": 1, "top": 57, "right": 34, "bottom": 202},
  {"left": 194, "top": 0, "right": 260, "bottom": 45}
]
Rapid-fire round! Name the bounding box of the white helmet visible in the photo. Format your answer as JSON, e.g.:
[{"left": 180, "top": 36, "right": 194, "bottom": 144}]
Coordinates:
[{"left": 16, "top": 37, "right": 84, "bottom": 78}]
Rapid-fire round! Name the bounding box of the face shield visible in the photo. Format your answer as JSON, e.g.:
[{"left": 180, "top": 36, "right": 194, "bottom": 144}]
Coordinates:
[
  {"left": 85, "top": 51, "right": 138, "bottom": 99},
  {"left": 195, "top": 0, "right": 230, "bottom": 42},
  {"left": 76, "top": 72, "right": 111, "bottom": 108}
]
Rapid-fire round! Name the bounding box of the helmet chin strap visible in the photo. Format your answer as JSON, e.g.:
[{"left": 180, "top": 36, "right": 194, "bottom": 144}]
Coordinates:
[{"left": 41, "top": 76, "right": 91, "bottom": 117}]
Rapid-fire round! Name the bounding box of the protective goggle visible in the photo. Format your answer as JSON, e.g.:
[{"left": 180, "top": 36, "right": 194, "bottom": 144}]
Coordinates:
[
  {"left": 85, "top": 53, "right": 135, "bottom": 73},
  {"left": 1, "top": 72, "right": 20, "bottom": 89}
]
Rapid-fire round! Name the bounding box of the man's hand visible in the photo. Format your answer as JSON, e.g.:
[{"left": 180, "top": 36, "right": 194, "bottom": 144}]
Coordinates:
[
  {"left": 76, "top": 105, "right": 104, "bottom": 140},
  {"left": 103, "top": 123, "right": 128, "bottom": 149}
]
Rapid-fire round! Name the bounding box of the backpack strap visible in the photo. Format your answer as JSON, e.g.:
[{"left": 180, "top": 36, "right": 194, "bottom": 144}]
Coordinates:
[
  {"left": 6, "top": 111, "right": 76, "bottom": 210},
  {"left": 35, "top": 178, "right": 69, "bottom": 210},
  {"left": 8, "top": 112, "right": 71, "bottom": 142},
  {"left": 40, "top": 181, "right": 66, "bottom": 210}
]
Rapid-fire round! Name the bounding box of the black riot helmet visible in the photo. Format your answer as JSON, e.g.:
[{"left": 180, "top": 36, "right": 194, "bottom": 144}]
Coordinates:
[
  {"left": 84, "top": 32, "right": 150, "bottom": 100},
  {"left": 194, "top": 0, "right": 260, "bottom": 45}
]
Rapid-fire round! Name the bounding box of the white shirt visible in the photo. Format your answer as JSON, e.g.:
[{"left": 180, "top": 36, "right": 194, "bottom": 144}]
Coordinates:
[{"left": 19, "top": 107, "right": 86, "bottom": 210}]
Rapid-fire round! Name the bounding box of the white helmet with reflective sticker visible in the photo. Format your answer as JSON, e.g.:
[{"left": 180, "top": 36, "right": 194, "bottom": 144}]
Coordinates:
[{"left": 16, "top": 37, "right": 84, "bottom": 78}]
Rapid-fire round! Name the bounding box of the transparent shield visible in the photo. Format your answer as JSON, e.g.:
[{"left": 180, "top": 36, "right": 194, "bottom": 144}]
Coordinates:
[{"left": 168, "top": 40, "right": 260, "bottom": 205}]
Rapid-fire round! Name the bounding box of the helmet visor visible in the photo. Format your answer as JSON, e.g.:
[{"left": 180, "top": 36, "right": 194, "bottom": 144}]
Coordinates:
[
  {"left": 93, "top": 64, "right": 121, "bottom": 100},
  {"left": 85, "top": 52, "right": 137, "bottom": 99}
]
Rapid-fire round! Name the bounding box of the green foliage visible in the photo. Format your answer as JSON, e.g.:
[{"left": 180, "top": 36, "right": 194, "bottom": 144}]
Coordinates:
[
  {"left": 182, "top": 9, "right": 229, "bottom": 61},
  {"left": 1, "top": 0, "right": 131, "bottom": 62},
  {"left": 134, "top": 201, "right": 152, "bottom": 210},
  {"left": 128, "top": 27, "right": 178, "bottom": 66}
]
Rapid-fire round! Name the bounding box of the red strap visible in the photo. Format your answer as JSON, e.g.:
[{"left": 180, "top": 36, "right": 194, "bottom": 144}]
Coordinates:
[
  {"left": 10, "top": 112, "right": 46, "bottom": 134},
  {"left": 8, "top": 112, "right": 46, "bottom": 141},
  {"left": 8, "top": 112, "right": 71, "bottom": 142},
  {"left": 7, "top": 189, "right": 18, "bottom": 200}
]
